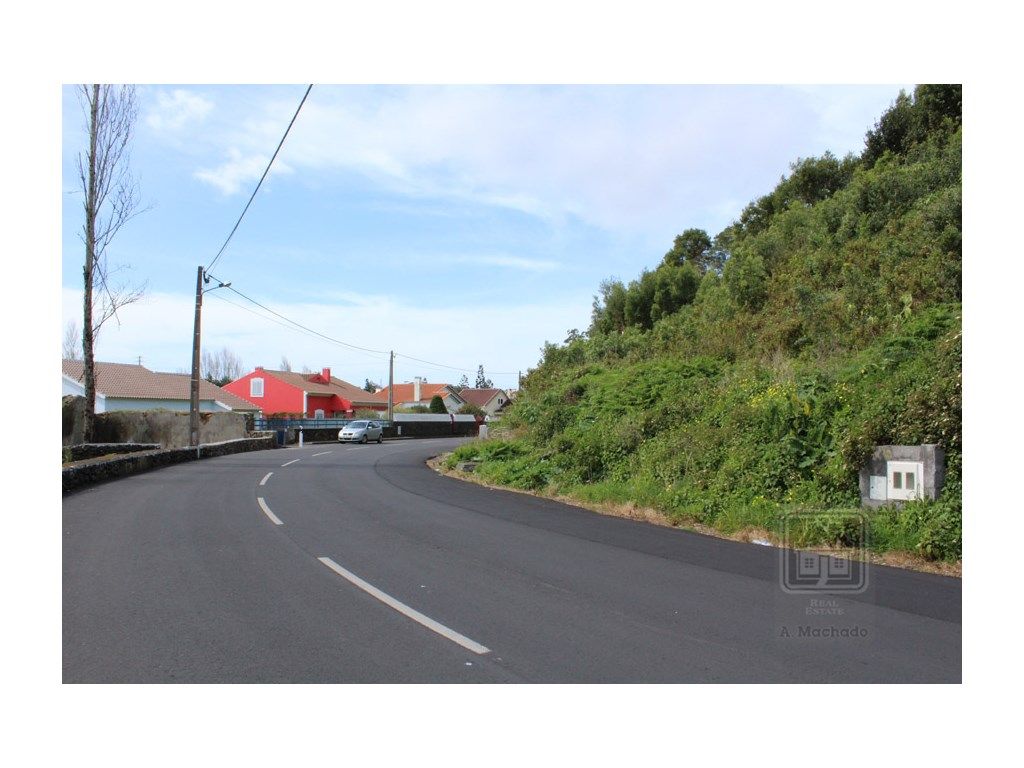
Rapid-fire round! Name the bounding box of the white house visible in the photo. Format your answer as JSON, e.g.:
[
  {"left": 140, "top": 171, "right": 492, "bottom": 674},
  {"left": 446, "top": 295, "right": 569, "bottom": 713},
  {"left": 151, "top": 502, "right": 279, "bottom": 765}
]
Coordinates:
[
  {"left": 62, "top": 360, "right": 259, "bottom": 413},
  {"left": 457, "top": 387, "right": 512, "bottom": 417}
]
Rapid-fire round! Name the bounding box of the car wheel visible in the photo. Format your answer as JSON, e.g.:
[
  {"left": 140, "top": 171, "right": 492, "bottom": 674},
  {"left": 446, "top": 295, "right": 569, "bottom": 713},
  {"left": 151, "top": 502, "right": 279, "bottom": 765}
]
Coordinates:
[
  {"left": 360, "top": 435, "right": 368, "bottom": 444},
  {"left": 377, "top": 434, "right": 383, "bottom": 443}
]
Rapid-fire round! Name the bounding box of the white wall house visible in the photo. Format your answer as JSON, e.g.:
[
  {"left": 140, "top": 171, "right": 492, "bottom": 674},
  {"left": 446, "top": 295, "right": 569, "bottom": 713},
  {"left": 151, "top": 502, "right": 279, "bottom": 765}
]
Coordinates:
[
  {"left": 457, "top": 387, "right": 512, "bottom": 417},
  {"left": 62, "top": 360, "right": 259, "bottom": 414},
  {"left": 63, "top": 373, "right": 106, "bottom": 413}
]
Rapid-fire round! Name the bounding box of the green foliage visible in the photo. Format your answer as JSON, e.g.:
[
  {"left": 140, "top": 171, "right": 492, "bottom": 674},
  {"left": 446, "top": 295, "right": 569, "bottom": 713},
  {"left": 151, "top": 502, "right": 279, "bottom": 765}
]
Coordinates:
[
  {"left": 723, "top": 249, "right": 769, "bottom": 309},
  {"left": 663, "top": 228, "right": 719, "bottom": 272},
  {"left": 458, "top": 402, "right": 485, "bottom": 416},
  {"left": 491, "top": 87, "right": 961, "bottom": 562},
  {"left": 428, "top": 395, "right": 448, "bottom": 413}
]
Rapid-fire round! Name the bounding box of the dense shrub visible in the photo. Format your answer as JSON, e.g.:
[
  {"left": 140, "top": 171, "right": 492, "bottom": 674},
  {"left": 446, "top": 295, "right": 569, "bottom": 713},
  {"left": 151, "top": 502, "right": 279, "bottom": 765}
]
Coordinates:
[{"left": 478, "top": 86, "right": 961, "bottom": 562}]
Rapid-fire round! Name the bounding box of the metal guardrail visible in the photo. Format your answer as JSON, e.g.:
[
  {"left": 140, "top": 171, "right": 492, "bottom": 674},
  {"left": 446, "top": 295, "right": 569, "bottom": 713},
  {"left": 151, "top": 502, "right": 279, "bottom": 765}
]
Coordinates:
[{"left": 254, "top": 418, "right": 392, "bottom": 431}]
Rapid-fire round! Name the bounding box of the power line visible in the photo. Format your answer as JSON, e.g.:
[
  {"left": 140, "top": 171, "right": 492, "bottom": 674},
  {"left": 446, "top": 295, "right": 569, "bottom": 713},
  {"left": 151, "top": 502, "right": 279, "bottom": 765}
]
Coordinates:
[
  {"left": 214, "top": 279, "right": 389, "bottom": 357},
  {"left": 394, "top": 352, "right": 518, "bottom": 376},
  {"left": 206, "top": 292, "right": 387, "bottom": 364},
  {"left": 205, "top": 84, "right": 313, "bottom": 274},
  {"left": 208, "top": 274, "right": 521, "bottom": 378}
]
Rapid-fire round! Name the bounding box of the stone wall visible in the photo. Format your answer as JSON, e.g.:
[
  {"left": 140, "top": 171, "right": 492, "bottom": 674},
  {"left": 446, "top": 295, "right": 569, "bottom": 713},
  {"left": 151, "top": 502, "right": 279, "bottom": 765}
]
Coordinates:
[
  {"left": 62, "top": 434, "right": 277, "bottom": 494},
  {"left": 67, "top": 443, "right": 161, "bottom": 462}
]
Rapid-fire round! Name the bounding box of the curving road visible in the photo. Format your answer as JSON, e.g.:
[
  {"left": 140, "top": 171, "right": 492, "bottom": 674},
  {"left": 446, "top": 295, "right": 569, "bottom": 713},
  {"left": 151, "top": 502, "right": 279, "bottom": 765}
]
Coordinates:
[{"left": 63, "top": 439, "right": 961, "bottom": 682}]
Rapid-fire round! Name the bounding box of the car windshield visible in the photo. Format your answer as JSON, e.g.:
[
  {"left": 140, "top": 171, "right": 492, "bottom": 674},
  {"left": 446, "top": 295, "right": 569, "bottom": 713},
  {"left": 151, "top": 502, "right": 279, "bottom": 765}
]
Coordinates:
[{"left": 349, "top": 421, "right": 368, "bottom": 429}]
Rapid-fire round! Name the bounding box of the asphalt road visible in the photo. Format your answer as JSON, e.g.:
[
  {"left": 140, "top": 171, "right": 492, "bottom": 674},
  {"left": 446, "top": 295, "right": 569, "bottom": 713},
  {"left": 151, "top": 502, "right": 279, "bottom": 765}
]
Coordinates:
[{"left": 63, "top": 438, "right": 961, "bottom": 682}]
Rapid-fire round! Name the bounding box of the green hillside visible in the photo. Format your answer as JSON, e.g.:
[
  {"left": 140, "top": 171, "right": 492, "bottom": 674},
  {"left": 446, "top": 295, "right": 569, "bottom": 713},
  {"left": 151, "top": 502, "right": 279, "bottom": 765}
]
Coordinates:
[{"left": 448, "top": 85, "right": 962, "bottom": 562}]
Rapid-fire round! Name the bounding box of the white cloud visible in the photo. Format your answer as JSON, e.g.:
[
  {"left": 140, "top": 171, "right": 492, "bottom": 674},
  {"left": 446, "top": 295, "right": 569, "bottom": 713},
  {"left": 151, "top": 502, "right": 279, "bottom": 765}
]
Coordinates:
[
  {"left": 194, "top": 148, "right": 293, "bottom": 196},
  {"left": 442, "top": 254, "right": 561, "bottom": 272},
  {"left": 145, "top": 88, "right": 213, "bottom": 132},
  {"left": 184, "top": 85, "right": 903, "bottom": 236},
  {"left": 62, "top": 285, "right": 590, "bottom": 389}
]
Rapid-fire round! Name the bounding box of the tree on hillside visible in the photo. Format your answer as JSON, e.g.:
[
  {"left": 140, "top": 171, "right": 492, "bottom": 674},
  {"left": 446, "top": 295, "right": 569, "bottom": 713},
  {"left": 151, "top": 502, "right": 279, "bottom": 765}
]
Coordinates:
[
  {"left": 650, "top": 263, "right": 700, "bottom": 323},
  {"left": 863, "top": 85, "right": 961, "bottom": 168},
  {"left": 663, "top": 228, "right": 712, "bottom": 271},
  {"left": 202, "top": 346, "right": 244, "bottom": 386},
  {"left": 623, "top": 270, "right": 657, "bottom": 329},
  {"left": 76, "top": 84, "right": 147, "bottom": 441},
  {"left": 428, "top": 394, "right": 448, "bottom": 413},
  {"left": 280, "top": 356, "right": 292, "bottom": 372},
  {"left": 475, "top": 365, "right": 493, "bottom": 388},
  {"left": 591, "top": 278, "right": 628, "bottom": 335},
  {"left": 457, "top": 374, "right": 469, "bottom": 390},
  {"left": 63, "top": 321, "right": 81, "bottom": 361},
  {"left": 363, "top": 379, "right": 380, "bottom": 393}
]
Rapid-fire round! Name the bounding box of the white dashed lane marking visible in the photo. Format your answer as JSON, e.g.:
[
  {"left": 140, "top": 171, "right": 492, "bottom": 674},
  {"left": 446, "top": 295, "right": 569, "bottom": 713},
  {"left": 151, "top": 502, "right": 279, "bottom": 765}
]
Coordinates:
[
  {"left": 257, "top": 497, "right": 283, "bottom": 525},
  {"left": 312, "top": 451, "right": 332, "bottom": 457},
  {"left": 282, "top": 459, "right": 301, "bottom": 467},
  {"left": 260, "top": 472, "right": 273, "bottom": 486},
  {"left": 317, "top": 557, "right": 490, "bottom": 655}
]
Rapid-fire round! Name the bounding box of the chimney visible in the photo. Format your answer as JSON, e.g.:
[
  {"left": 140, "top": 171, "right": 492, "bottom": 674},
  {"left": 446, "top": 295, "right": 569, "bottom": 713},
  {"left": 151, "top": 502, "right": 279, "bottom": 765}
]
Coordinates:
[
  {"left": 322, "top": 367, "right": 331, "bottom": 383},
  {"left": 414, "top": 376, "right": 422, "bottom": 402}
]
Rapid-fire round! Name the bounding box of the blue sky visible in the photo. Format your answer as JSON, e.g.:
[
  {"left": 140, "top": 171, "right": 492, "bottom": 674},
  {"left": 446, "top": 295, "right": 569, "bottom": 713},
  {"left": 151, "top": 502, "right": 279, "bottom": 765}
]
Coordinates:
[{"left": 61, "top": 84, "right": 907, "bottom": 390}]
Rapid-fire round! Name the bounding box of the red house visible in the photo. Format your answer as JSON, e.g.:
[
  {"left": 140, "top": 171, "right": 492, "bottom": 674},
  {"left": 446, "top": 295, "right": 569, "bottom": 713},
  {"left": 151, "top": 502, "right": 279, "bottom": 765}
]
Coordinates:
[{"left": 223, "top": 367, "right": 378, "bottom": 418}]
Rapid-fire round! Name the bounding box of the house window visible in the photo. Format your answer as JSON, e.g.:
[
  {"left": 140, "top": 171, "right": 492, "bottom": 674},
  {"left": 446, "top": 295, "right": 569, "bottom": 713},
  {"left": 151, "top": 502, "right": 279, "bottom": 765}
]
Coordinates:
[
  {"left": 892, "top": 472, "right": 902, "bottom": 489},
  {"left": 250, "top": 377, "right": 264, "bottom": 397},
  {"left": 314, "top": 409, "right": 325, "bottom": 419},
  {"left": 905, "top": 472, "right": 915, "bottom": 491}
]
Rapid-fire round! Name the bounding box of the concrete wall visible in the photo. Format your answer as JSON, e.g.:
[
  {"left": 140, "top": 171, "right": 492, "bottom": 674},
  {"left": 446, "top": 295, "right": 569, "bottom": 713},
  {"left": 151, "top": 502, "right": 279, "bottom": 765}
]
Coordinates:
[
  {"left": 390, "top": 413, "right": 480, "bottom": 438},
  {"left": 63, "top": 398, "right": 249, "bottom": 448},
  {"left": 272, "top": 414, "right": 481, "bottom": 443},
  {"left": 103, "top": 397, "right": 230, "bottom": 413},
  {"left": 859, "top": 444, "right": 946, "bottom": 508}
]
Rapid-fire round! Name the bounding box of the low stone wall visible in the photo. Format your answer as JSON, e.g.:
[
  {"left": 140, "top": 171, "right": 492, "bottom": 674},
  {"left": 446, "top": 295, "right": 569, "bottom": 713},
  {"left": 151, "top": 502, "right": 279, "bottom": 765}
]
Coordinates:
[
  {"left": 62, "top": 434, "right": 277, "bottom": 494},
  {"left": 68, "top": 443, "right": 161, "bottom": 462}
]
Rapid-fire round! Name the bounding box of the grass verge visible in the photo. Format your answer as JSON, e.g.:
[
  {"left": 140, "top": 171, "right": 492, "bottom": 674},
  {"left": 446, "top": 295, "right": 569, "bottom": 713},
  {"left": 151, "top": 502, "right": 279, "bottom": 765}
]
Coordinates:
[{"left": 429, "top": 450, "right": 961, "bottom": 578}]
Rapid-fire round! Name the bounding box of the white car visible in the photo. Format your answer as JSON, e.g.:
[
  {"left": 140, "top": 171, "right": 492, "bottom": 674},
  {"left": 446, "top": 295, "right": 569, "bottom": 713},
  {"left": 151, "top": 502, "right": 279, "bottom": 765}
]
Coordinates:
[{"left": 338, "top": 420, "right": 384, "bottom": 444}]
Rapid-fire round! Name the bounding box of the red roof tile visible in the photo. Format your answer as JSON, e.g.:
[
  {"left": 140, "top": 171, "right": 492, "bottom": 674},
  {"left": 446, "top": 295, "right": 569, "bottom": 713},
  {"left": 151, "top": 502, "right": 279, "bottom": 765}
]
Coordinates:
[
  {"left": 369, "top": 382, "right": 460, "bottom": 404},
  {"left": 63, "top": 359, "right": 259, "bottom": 411},
  {"left": 457, "top": 387, "right": 508, "bottom": 408},
  {"left": 256, "top": 369, "right": 379, "bottom": 405}
]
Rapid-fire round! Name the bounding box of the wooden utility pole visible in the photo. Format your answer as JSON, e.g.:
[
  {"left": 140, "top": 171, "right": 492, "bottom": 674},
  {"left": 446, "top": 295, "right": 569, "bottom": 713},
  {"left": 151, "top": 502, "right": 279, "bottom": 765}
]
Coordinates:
[
  {"left": 189, "top": 266, "right": 204, "bottom": 447},
  {"left": 388, "top": 350, "right": 394, "bottom": 422}
]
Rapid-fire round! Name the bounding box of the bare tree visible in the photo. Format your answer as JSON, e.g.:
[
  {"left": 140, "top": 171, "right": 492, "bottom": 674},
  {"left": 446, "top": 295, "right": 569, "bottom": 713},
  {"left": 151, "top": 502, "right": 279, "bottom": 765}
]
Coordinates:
[
  {"left": 77, "top": 84, "right": 147, "bottom": 440},
  {"left": 63, "top": 321, "right": 81, "bottom": 361},
  {"left": 202, "top": 346, "right": 245, "bottom": 386},
  {"left": 280, "top": 356, "right": 292, "bottom": 372}
]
